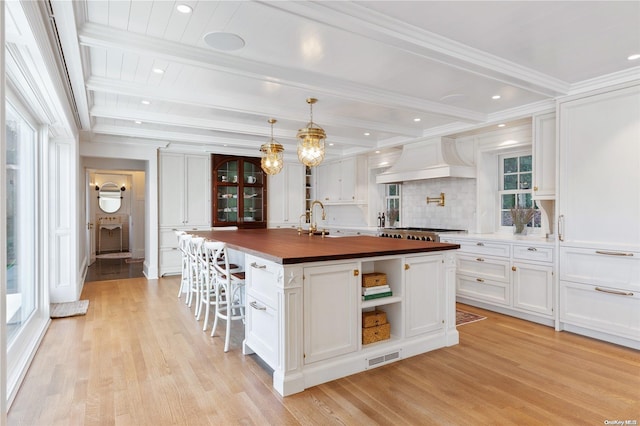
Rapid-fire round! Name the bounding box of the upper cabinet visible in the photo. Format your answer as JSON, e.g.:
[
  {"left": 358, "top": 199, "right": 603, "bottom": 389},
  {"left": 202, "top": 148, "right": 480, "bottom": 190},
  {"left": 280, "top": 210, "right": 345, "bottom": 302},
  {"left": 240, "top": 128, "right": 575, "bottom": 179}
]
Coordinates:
[
  {"left": 159, "top": 152, "right": 211, "bottom": 228},
  {"left": 212, "top": 155, "right": 267, "bottom": 229},
  {"left": 315, "top": 156, "right": 367, "bottom": 204},
  {"left": 532, "top": 112, "right": 556, "bottom": 200}
]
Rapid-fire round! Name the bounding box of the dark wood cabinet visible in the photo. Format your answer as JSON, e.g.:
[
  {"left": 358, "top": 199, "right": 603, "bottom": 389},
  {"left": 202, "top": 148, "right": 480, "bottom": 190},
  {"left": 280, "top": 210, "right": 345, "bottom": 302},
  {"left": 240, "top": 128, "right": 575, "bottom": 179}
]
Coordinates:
[{"left": 212, "top": 154, "right": 267, "bottom": 228}]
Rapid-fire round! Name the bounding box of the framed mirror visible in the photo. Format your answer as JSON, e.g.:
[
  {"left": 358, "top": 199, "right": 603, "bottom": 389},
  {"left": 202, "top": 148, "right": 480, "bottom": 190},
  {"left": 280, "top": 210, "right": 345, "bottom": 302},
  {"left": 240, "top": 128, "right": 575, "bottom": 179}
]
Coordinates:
[{"left": 98, "top": 182, "right": 122, "bottom": 213}]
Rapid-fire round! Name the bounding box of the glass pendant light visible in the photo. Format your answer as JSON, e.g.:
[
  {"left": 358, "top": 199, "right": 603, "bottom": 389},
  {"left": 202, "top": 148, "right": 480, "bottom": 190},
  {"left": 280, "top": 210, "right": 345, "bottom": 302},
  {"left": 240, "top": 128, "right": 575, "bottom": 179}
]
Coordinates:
[
  {"left": 260, "top": 118, "right": 284, "bottom": 175},
  {"left": 296, "top": 98, "right": 326, "bottom": 167}
]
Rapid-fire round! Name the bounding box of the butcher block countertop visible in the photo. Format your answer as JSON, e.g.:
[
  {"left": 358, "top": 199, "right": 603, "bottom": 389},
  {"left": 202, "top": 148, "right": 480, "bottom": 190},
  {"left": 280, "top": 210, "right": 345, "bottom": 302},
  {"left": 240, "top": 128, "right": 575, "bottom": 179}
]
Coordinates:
[{"left": 191, "top": 228, "right": 460, "bottom": 265}]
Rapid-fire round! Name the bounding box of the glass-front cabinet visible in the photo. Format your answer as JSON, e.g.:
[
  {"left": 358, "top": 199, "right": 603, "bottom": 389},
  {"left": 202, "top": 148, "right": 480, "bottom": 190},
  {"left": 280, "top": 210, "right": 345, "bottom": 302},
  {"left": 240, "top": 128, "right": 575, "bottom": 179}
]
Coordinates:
[{"left": 212, "top": 154, "right": 267, "bottom": 228}]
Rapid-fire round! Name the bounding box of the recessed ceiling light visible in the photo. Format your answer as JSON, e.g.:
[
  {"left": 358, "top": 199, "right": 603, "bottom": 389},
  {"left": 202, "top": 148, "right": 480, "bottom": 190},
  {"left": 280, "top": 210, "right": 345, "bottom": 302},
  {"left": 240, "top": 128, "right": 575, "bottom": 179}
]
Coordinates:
[
  {"left": 364, "top": 132, "right": 370, "bottom": 136},
  {"left": 498, "top": 123, "right": 506, "bottom": 128},
  {"left": 329, "top": 143, "right": 334, "bottom": 146},
  {"left": 375, "top": 150, "right": 381, "bottom": 154},
  {"left": 141, "top": 100, "right": 150, "bottom": 105},
  {"left": 413, "top": 118, "right": 421, "bottom": 122},
  {"left": 492, "top": 95, "right": 501, "bottom": 100},
  {"left": 204, "top": 32, "right": 245, "bottom": 51},
  {"left": 176, "top": 4, "right": 192, "bottom": 14},
  {"left": 134, "top": 120, "right": 142, "bottom": 124},
  {"left": 152, "top": 68, "right": 165, "bottom": 74},
  {"left": 628, "top": 54, "right": 640, "bottom": 61}
]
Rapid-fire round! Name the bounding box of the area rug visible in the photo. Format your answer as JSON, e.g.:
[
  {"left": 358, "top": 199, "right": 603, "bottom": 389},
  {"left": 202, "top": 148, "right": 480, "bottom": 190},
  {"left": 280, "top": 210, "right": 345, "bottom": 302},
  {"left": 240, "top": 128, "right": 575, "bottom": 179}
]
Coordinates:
[
  {"left": 125, "top": 258, "right": 144, "bottom": 264},
  {"left": 456, "top": 309, "right": 487, "bottom": 326},
  {"left": 50, "top": 300, "right": 89, "bottom": 318},
  {"left": 96, "top": 252, "right": 132, "bottom": 259}
]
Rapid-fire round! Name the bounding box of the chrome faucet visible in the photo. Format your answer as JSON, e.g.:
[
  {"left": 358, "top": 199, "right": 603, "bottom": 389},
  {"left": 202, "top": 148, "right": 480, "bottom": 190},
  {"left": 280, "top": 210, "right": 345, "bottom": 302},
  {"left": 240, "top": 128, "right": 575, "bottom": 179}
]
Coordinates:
[{"left": 309, "top": 200, "right": 326, "bottom": 233}]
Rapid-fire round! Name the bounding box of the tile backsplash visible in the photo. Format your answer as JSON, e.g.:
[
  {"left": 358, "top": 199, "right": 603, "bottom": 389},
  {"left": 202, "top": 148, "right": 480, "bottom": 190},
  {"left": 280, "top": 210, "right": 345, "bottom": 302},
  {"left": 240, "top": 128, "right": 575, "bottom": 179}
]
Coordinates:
[{"left": 402, "top": 178, "right": 476, "bottom": 231}]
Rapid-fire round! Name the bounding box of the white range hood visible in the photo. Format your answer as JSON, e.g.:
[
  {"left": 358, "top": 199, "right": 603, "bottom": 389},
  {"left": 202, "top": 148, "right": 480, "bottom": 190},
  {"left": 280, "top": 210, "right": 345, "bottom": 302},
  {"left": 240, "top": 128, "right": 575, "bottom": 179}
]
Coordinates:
[{"left": 376, "top": 137, "right": 476, "bottom": 183}]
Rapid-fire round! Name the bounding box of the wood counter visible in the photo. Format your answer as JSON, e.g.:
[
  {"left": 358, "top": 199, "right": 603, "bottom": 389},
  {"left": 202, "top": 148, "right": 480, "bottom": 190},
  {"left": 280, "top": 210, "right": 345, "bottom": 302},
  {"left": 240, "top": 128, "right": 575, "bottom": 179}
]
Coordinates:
[{"left": 191, "top": 228, "right": 460, "bottom": 264}]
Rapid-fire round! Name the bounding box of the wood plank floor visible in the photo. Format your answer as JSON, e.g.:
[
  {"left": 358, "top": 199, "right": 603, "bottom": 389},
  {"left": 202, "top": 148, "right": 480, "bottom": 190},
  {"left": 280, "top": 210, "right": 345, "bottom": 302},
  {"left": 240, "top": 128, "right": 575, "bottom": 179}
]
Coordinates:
[{"left": 9, "top": 276, "right": 640, "bottom": 425}]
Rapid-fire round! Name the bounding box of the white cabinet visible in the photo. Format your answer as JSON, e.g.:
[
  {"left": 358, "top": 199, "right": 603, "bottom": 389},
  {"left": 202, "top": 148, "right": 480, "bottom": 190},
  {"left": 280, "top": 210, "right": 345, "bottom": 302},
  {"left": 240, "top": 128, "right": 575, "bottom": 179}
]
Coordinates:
[
  {"left": 557, "top": 84, "right": 640, "bottom": 349},
  {"left": 244, "top": 255, "right": 282, "bottom": 368},
  {"left": 532, "top": 112, "right": 556, "bottom": 200},
  {"left": 159, "top": 152, "right": 211, "bottom": 276},
  {"left": 303, "top": 262, "right": 359, "bottom": 364},
  {"left": 404, "top": 255, "right": 444, "bottom": 337},
  {"left": 268, "top": 162, "right": 305, "bottom": 228},
  {"left": 315, "top": 156, "right": 367, "bottom": 204},
  {"left": 446, "top": 236, "right": 555, "bottom": 325}
]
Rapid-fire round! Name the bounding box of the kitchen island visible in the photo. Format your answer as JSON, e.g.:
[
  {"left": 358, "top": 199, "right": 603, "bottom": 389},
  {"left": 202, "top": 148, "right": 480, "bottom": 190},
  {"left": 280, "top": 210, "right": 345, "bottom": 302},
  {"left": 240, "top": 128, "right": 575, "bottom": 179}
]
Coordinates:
[{"left": 192, "top": 228, "right": 460, "bottom": 396}]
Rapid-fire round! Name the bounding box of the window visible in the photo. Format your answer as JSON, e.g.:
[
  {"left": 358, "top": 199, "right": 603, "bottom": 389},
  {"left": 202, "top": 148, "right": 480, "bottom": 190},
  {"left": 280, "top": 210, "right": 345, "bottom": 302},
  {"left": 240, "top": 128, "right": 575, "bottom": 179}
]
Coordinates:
[
  {"left": 498, "top": 153, "right": 541, "bottom": 230},
  {"left": 384, "top": 184, "right": 401, "bottom": 227},
  {"left": 5, "top": 102, "right": 38, "bottom": 345}
]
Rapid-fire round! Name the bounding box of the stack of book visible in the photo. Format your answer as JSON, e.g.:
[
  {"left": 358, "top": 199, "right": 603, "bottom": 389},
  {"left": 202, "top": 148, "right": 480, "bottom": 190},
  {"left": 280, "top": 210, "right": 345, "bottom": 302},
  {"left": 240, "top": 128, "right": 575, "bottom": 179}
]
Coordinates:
[{"left": 362, "top": 284, "right": 392, "bottom": 301}]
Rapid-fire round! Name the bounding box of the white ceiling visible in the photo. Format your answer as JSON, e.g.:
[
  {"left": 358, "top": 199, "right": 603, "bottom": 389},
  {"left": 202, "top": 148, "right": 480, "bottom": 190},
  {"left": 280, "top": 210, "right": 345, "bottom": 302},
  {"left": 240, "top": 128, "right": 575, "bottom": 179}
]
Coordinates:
[{"left": 50, "top": 0, "right": 640, "bottom": 160}]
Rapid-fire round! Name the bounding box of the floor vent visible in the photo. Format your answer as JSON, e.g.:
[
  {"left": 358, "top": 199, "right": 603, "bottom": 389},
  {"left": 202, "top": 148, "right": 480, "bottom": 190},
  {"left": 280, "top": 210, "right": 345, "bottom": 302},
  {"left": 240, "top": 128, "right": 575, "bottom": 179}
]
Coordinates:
[{"left": 366, "top": 350, "right": 401, "bottom": 369}]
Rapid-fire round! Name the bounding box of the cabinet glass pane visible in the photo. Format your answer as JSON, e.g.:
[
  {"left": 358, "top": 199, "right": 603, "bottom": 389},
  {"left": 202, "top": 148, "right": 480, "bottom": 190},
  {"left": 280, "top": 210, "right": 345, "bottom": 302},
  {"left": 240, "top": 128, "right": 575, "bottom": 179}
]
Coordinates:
[
  {"left": 217, "top": 186, "right": 238, "bottom": 223},
  {"left": 244, "top": 161, "right": 263, "bottom": 185},
  {"left": 218, "top": 160, "right": 238, "bottom": 183},
  {"left": 243, "top": 185, "right": 263, "bottom": 223}
]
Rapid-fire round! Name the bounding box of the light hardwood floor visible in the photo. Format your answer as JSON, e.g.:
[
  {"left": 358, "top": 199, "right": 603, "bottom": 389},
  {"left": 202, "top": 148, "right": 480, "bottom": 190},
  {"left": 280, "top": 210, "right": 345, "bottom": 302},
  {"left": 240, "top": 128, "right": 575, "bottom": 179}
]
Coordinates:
[{"left": 8, "top": 276, "right": 639, "bottom": 425}]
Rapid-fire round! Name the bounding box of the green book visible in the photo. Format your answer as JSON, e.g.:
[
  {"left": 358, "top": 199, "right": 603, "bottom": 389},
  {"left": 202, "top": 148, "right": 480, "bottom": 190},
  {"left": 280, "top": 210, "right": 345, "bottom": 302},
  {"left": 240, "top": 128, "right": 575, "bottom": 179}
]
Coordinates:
[{"left": 362, "top": 291, "right": 393, "bottom": 301}]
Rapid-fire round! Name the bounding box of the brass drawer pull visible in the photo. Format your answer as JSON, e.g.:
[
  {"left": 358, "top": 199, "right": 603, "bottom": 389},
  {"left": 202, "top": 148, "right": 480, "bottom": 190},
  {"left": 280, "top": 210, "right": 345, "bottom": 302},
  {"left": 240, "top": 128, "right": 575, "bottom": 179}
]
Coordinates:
[
  {"left": 476, "top": 242, "right": 485, "bottom": 246},
  {"left": 595, "top": 287, "right": 634, "bottom": 297},
  {"left": 476, "top": 258, "right": 485, "bottom": 262},
  {"left": 595, "top": 250, "right": 634, "bottom": 257},
  {"left": 250, "top": 301, "right": 267, "bottom": 310},
  {"left": 251, "top": 262, "right": 267, "bottom": 269},
  {"left": 476, "top": 278, "right": 485, "bottom": 283}
]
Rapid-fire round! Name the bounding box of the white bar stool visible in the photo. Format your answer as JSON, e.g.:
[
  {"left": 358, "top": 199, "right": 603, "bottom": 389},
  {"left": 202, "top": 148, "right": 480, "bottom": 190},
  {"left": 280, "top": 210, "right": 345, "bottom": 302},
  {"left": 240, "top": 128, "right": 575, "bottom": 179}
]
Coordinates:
[
  {"left": 186, "top": 237, "right": 205, "bottom": 314},
  {"left": 211, "top": 243, "right": 246, "bottom": 352},
  {"left": 175, "top": 231, "right": 189, "bottom": 299},
  {"left": 198, "top": 241, "right": 225, "bottom": 331}
]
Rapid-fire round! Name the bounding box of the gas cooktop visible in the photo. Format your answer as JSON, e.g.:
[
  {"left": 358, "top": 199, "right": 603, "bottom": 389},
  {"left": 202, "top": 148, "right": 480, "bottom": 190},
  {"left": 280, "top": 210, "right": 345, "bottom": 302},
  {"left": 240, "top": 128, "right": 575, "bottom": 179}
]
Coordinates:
[{"left": 379, "top": 227, "right": 466, "bottom": 242}]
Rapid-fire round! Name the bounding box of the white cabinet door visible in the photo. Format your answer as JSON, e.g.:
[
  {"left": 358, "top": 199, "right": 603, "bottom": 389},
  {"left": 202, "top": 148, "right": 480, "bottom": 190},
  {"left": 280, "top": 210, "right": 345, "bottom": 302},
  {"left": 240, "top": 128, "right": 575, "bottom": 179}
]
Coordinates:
[
  {"left": 315, "top": 156, "right": 367, "bottom": 204},
  {"left": 316, "top": 161, "right": 341, "bottom": 202},
  {"left": 512, "top": 262, "right": 553, "bottom": 316},
  {"left": 268, "top": 163, "right": 305, "bottom": 227},
  {"left": 405, "top": 255, "right": 444, "bottom": 337},
  {"left": 532, "top": 112, "right": 556, "bottom": 200},
  {"left": 303, "top": 262, "right": 359, "bottom": 364},
  {"left": 558, "top": 84, "right": 640, "bottom": 248},
  {"left": 159, "top": 153, "right": 186, "bottom": 226},
  {"left": 184, "top": 154, "right": 210, "bottom": 226}
]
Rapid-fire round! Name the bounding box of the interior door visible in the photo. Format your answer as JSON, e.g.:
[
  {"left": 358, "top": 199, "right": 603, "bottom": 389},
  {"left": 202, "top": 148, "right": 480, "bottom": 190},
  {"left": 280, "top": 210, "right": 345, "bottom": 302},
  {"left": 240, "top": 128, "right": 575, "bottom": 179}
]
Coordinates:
[{"left": 86, "top": 170, "right": 96, "bottom": 265}]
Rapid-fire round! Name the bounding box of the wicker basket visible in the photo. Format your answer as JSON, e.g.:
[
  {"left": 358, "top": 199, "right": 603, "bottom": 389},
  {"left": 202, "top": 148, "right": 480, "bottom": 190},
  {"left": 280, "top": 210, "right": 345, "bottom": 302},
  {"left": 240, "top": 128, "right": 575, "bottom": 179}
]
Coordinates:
[
  {"left": 362, "top": 323, "right": 391, "bottom": 345},
  {"left": 362, "top": 272, "right": 387, "bottom": 288},
  {"left": 362, "top": 309, "right": 387, "bottom": 328}
]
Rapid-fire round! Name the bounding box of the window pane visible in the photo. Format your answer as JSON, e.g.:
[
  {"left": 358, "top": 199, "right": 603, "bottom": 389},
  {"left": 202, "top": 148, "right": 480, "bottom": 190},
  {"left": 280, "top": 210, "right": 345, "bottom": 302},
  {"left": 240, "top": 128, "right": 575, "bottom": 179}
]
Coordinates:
[
  {"left": 503, "top": 157, "right": 518, "bottom": 173},
  {"left": 504, "top": 174, "right": 518, "bottom": 190},
  {"left": 501, "top": 210, "right": 513, "bottom": 226},
  {"left": 519, "top": 155, "right": 532, "bottom": 172},
  {"left": 519, "top": 173, "right": 532, "bottom": 190},
  {"left": 6, "top": 104, "right": 37, "bottom": 344},
  {"left": 502, "top": 194, "right": 515, "bottom": 209}
]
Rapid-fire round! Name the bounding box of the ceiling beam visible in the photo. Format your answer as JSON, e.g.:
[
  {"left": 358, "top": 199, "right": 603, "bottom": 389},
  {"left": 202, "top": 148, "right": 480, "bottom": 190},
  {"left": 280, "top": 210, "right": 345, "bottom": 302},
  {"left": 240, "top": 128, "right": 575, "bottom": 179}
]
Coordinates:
[
  {"left": 264, "top": 1, "right": 570, "bottom": 97},
  {"left": 78, "top": 22, "right": 487, "bottom": 124}
]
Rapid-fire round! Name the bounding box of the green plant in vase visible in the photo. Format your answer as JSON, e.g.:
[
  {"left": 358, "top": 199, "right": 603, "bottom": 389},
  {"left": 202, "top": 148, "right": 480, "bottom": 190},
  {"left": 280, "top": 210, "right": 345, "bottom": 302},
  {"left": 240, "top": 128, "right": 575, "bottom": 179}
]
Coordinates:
[{"left": 510, "top": 207, "right": 535, "bottom": 234}]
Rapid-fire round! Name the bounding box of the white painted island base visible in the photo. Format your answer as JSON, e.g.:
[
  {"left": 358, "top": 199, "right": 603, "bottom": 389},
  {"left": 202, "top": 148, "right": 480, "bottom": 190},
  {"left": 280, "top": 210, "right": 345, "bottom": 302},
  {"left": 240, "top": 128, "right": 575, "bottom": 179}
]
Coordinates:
[{"left": 242, "top": 250, "right": 459, "bottom": 396}]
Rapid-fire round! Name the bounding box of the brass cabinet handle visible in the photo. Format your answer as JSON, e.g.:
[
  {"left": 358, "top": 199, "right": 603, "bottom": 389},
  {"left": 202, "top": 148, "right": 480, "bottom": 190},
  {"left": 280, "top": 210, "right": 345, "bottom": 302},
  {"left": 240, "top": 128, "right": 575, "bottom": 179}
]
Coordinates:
[
  {"left": 476, "top": 258, "right": 485, "bottom": 262},
  {"left": 534, "top": 186, "right": 539, "bottom": 191},
  {"left": 404, "top": 264, "right": 410, "bottom": 270},
  {"left": 251, "top": 262, "right": 267, "bottom": 269},
  {"left": 354, "top": 270, "right": 360, "bottom": 276},
  {"left": 595, "top": 250, "right": 634, "bottom": 257},
  {"left": 249, "top": 301, "right": 267, "bottom": 310},
  {"left": 527, "top": 247, "right": 537, "bottom": 252},
  {"left": 558, "top": 214, "right": 564, "bottom": 242},
  {"left": 595, "top": 287, "right": 634, "bottom": 297},
  {"left": 476, "top": 278, "right": 485, "bottom": 283},
  {"left": 512, "top": 266, "right": 517, "bottom": 271}
]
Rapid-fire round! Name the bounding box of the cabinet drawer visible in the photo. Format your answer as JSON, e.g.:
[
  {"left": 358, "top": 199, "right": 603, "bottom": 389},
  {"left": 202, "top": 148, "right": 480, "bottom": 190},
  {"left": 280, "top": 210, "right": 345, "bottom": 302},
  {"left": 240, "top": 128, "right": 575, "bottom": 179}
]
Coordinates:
[
  {"left": 513, "top": 244, "right": 553, "bottom": 263},
  {"left": 560, "top": 281, "right": 640, "bottom": 341},
  {"left": 457, "top": 255, "right": 510, "bottom": 282},
  {"left": 245, "top": 254, "right": 281, "bottom": 308},
  {"left": 456, "top": 275, "right": 509, "bottom": 306},
  {"left": 160, "top": 247, "right": 181, "bottom": 276},
  {"left": 160, "top": 228, "right": 182, "bottom": 248},
  {"left": 456, "top": 240, "right": 510, "bottom": 258},
  {"left": 245, "top": 294, "right": 278, "bottom": 368},
  {"left": 560, "top": 247, "right": 640, "bottom": 292}
]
